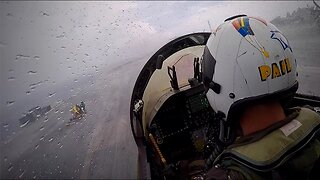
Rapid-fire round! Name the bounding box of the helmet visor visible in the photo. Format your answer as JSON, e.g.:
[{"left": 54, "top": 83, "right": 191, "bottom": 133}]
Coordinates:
[{"left": 202, "top": 46, "right": 216, "bottom": 90}]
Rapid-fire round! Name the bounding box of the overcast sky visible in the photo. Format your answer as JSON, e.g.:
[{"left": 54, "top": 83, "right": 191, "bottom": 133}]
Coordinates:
[{"left": 0, "top": 1, "right": 313, "bottom": 117}]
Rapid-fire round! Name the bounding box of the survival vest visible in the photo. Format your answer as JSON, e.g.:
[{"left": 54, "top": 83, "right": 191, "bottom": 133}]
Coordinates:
[{"left": 213, "top": 107, "right": 320, "bottom": 179}]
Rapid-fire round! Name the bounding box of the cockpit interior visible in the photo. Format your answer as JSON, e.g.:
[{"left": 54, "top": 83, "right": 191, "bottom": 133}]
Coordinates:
[{"left": 130, "top": 32, "right": 320, "bottom": 179}]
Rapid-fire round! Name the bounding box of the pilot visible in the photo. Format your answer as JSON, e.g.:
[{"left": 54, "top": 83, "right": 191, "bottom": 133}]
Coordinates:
[
  {"left": 201, "top": 15, "right": 320, "bottom": 179},
  {"left": 71, "top": 104, "right": 82, "bottom": 119}
]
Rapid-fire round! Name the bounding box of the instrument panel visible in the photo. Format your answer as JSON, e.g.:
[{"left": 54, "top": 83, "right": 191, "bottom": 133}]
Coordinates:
[{"left": 149, "top": 85, "right": 219, "bottom": 163}]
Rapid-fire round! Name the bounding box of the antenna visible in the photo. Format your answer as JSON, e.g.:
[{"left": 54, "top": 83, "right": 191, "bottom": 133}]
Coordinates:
[
  {"left": 207, "top": 20, "right": 213, "bottom": 32},
  {"left": 314, "top": 0, "right": 320, "bottom": 9}
]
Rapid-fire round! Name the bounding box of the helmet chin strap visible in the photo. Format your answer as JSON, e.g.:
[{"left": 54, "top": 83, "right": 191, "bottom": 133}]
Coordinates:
[{"left": 215, "top": 111, "right": 236, "bottom": 145}]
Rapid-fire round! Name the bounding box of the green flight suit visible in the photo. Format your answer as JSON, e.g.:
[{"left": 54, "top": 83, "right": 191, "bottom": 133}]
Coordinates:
[{"left": 207, "top": 107, "right": 320, "bottom": 180}]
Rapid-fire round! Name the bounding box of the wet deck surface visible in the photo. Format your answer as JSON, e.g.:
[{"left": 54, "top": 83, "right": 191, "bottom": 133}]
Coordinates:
[{"left": 0, "top": 59, "right": 145, "bottom": 179}]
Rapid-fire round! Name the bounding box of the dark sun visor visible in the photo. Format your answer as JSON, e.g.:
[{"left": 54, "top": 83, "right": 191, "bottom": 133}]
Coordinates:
[{"left": 202, "top": 46, "right": 217, "bottom": 91}]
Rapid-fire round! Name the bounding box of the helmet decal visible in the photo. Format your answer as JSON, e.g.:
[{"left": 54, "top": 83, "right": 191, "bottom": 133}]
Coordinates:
[
  {"left": 261, "top": 47, "right": 270, "bottom": 58},
  {"left": 270, "top": 30, "right": 293, "bottom": 52},
  {"left": 232, "top": 17, "right": 269, "bottom": 58},
  {"left": 271, "top": 63, "right": 282, "bottom": 79},
  {"left": 232, "top": 17, "right": 254, "bottom": 37},
  {"left": 258, "top": 58, "right": 292, "bottom": 81}
]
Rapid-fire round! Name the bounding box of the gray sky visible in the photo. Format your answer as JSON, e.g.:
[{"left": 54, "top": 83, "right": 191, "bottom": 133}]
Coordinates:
[{"left": 0, "top": 1, "right": 313, "bottom": 118}]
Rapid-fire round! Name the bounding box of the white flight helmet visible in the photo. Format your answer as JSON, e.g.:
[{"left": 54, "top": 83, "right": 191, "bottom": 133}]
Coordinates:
[{"left": 202, "top": 15, "right": 298, "bottom": 143}]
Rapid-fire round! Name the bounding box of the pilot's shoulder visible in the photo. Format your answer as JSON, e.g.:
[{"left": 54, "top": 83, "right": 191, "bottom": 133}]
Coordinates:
[{"left": 298, "top": 105, "right": 320, "bottom": 121}]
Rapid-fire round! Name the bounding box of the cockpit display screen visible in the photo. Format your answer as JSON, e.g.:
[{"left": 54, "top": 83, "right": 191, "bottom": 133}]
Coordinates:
[
  {"left": 188, "top": 93, "right": 209, "bottom": 114},
  {"left": 156, "top": 104, "right": 187, "bottom": 137}
]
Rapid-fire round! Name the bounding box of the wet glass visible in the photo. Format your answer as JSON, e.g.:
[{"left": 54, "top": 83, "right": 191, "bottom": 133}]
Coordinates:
[{"left": 1, "top": 1, "right": 319, "bottom": 179}]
